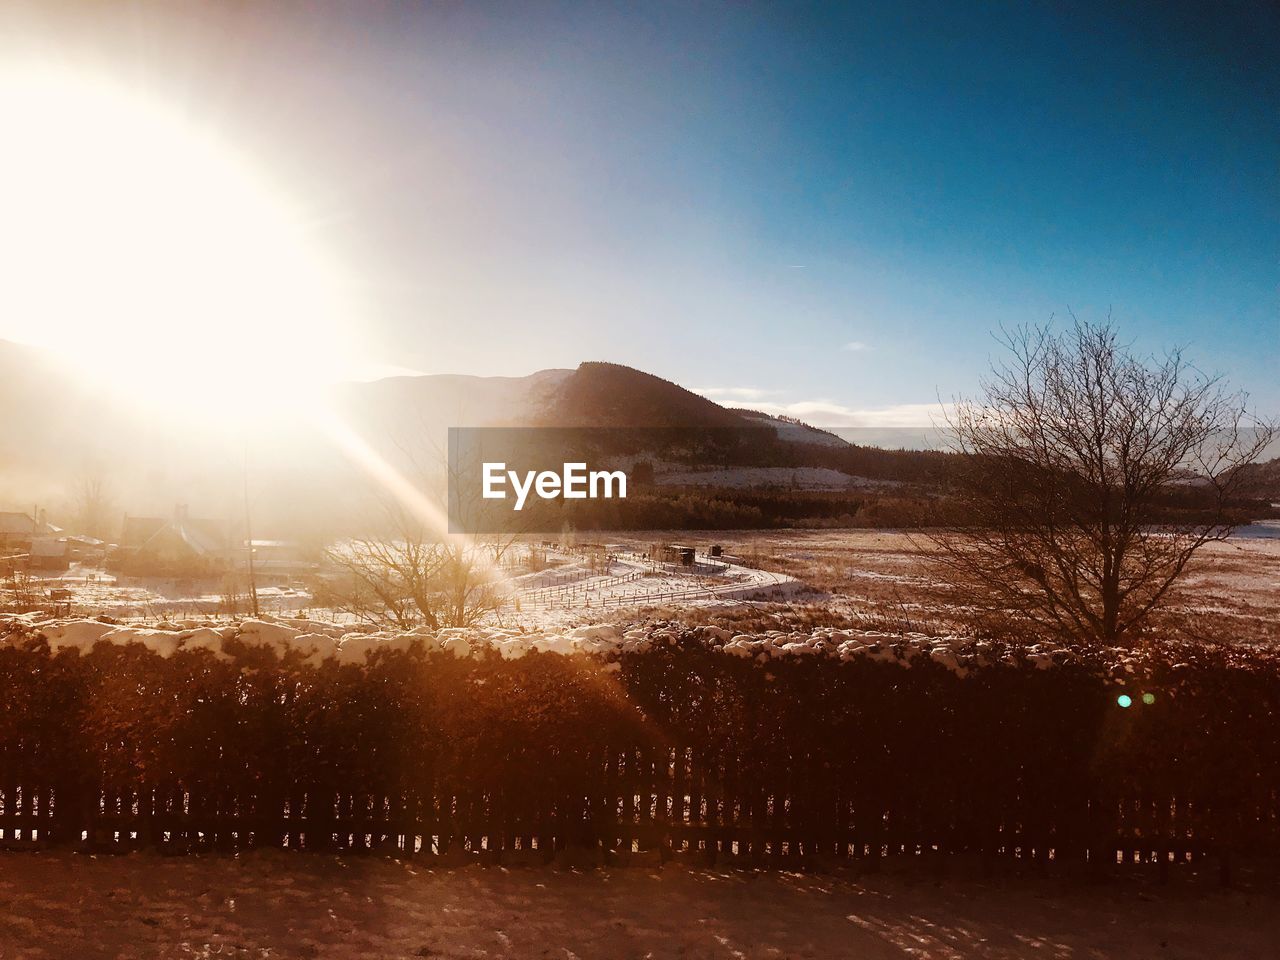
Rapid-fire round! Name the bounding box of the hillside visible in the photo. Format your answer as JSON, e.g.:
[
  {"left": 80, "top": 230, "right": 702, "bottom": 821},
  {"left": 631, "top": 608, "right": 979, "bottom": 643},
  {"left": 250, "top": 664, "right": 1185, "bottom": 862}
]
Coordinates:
[
  {"left": 0, "top": 345, "right": 886, "bottom": 525},
  {"left": 2, "top": 341, "right": 1272, "bottom": 537},
  {"left": 732, "top": 409, "right": 848, "bottom": 447},
  {"left": 535, "top": 362, "right": 749, "bottom": 429},
  {"left": 331, "top": 367, "right": 572, "bottom": 435},
  {"left": 1241, "top": 457, "right": 1280, "bottom": 500}
]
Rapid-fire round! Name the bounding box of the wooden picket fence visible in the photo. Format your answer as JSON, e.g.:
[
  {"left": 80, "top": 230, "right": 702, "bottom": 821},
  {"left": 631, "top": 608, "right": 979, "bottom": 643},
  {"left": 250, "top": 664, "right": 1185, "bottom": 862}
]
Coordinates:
[{"left": 0, "top": 748, "right": 1260, "bottom": 879}]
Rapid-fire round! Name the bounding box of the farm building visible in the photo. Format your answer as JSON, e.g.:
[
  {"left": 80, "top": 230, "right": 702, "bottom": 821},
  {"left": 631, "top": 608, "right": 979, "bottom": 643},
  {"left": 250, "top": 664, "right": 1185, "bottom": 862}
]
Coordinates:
[
  {"left": 660, "top": 544, "right": 698, "bottom": 566},
  {"left": 0, "top": 510, "right": 62, "bottom": 571},
  {"left": 113, "top": 505, "right": 236, "bottom": 577},
  {"left": 29, "top": 537, "right": 69, "bottom": 571},
  {"left": 0, "top": 510, "right": 60, "bottom": 551}
]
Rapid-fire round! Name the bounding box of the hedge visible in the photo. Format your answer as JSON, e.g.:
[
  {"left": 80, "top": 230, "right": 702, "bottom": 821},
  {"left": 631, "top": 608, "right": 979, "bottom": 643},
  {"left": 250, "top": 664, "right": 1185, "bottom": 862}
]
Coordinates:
[{"left": 0, "top": 620, "right": 1277, "bottom": 875}]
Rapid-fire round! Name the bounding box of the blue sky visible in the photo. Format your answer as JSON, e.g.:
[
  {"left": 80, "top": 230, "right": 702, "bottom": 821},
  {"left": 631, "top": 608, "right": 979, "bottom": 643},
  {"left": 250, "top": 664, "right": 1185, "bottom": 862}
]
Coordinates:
[{"left": 6, "top": 1, "right": 1278, "bottom": 424}]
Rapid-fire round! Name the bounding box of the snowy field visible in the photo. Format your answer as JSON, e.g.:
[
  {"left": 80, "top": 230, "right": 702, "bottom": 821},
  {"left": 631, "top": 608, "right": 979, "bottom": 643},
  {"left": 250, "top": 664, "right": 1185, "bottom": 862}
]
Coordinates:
[
  {"left": 690, "top": 528, "right": 1280, "bottom": 647},
  {"left": 502, "top": 550, "right": 800, "bottom": 627},
  {"left": 16, "top": 528, "right": 1277, "bottom": 645},
  {"left": 19, "top": 550, "right": 801, "bottom": 629},
  {"left": 1, "top": 852, "right": 1277, "bottom": 959},
  {"left": 22, "top": 563, "right": 311, "bottom": 619}
]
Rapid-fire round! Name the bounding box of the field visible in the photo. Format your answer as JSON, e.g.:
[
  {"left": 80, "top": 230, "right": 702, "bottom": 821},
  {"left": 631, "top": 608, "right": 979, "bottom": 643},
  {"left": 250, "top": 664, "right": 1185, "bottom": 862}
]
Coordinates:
[
  {"left": 18, "top": 547, "right": 801, "bottom": 627},
  {"left": 18, "top": 526, "right": 1279, "bottom": 646},
  {"left": 3, "top": 853, "right": 1279, "bottom": 960},
  {"left": 615, "top": 525, "right": 1280, "bottom": 646}
]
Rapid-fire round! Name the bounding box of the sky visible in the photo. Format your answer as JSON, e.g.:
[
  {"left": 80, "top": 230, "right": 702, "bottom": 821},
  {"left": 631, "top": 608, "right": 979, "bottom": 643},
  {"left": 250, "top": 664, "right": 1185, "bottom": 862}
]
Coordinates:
[{"left": 1, "top": 0, "right": 1276, "bottom": 426}]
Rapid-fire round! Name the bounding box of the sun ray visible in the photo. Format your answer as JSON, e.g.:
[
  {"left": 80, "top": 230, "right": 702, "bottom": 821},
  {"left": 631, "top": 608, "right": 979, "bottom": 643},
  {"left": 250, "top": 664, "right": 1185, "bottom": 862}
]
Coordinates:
[
  {"left": 310, "top": 404, "right": 518, "bottom": 597},
  {"left": 0, "top": 63, "right": 361, "bottom": 425}
]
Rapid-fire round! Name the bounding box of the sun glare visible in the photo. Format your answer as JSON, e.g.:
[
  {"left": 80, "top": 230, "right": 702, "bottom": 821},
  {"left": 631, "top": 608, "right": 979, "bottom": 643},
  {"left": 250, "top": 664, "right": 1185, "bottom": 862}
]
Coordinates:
[{"left": 0, "top": 65, "right": 356, "bottom": 425}]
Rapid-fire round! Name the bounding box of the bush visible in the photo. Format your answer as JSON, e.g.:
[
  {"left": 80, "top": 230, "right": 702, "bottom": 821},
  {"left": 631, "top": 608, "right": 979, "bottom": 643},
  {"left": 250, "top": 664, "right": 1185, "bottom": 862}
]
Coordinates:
[{"left": 1, "top": 624, "right": 1277, "bottom": 868}]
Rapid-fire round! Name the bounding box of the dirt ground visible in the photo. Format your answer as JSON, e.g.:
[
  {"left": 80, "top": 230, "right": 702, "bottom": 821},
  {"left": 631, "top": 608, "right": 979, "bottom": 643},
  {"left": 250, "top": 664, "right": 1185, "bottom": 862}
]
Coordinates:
[{"left": 2, "top": 852, "right": 1280, "bottom": 959}]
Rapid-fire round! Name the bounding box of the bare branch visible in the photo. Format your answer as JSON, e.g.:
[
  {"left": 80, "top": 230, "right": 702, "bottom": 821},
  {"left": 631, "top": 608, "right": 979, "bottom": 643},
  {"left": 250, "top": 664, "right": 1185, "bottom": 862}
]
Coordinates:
[{"left": 928, "top": 317, "right": 1277, "bottom": 647}]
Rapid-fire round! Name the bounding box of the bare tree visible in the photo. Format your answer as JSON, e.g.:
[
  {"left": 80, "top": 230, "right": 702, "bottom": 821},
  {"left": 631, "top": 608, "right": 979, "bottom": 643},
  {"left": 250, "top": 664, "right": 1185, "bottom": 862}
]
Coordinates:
[
  {"left": 928, "top": 318, "right": 1275, "bottom": 647},
  {"left": 324, "top": 510, "right": 508, "bottom": 629},
  {"left": 72, "top": 462, "right": 115, "bottom": 541},
  {"left": 2, "top": 566, "right": 46, "bottom": 613},
  {"left": 321, "top": 449, "right": 518, "bottom": 631}
]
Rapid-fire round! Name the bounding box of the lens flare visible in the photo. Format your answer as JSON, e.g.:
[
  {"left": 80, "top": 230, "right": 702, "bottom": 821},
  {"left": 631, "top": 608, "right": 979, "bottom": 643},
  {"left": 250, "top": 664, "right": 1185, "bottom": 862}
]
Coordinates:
[{"left": 0, "top": 63, "right": 359, "bottom": 426}]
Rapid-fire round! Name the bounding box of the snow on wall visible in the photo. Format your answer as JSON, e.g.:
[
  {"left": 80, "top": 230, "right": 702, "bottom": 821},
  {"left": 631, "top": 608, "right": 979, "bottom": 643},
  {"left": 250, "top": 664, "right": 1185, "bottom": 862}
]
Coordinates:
[{"left": 0, "top": 612, "right": 1099, "bottom": 678}]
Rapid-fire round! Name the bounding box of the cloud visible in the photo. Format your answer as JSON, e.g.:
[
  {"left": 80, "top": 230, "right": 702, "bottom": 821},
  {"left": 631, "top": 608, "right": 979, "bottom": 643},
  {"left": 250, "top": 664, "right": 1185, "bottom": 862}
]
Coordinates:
[
  {"left": 841, "top": 340, "right": 870, "bottom": 353},
  {"left": 693, "top": 386, "right": 783, "bottom": 401},
  {"left": 693, "top": 384, "right": 953, "bottom": 428}
]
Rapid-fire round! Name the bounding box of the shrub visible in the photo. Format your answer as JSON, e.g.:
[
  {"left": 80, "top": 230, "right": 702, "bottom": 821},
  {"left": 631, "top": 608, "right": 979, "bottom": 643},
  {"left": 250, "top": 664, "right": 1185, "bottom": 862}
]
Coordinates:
[{"left": 0, "top": 621, "right": 1277, "bottom": 867}]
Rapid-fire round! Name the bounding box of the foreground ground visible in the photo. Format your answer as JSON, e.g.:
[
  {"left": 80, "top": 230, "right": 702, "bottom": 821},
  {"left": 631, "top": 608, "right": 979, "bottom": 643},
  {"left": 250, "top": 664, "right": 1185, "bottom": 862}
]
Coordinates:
[{"left": 2, "top": 854, "right": 1279, "bottom": 959}]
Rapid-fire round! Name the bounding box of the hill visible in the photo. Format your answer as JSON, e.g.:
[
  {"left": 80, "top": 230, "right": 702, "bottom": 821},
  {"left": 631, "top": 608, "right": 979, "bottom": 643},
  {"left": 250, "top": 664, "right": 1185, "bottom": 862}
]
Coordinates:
[
  {"left": 0, "top": 345, "right": 885, "bottom": 527},
  {"left": 3, "top": 341, "right": 1271, "bottom": 537},
  {"left": 1241, "top": 457, "right": 1280, "bottom": 501},
  {"left": 537, "top": 362, "right": 748, "bottom": 429}
]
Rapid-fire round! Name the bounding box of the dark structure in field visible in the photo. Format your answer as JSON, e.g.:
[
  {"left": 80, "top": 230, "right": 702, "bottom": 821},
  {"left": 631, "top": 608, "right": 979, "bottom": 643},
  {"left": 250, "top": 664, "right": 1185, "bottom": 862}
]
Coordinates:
[{"left": 661, "top": 544, "right": 697, "bottom": 566}]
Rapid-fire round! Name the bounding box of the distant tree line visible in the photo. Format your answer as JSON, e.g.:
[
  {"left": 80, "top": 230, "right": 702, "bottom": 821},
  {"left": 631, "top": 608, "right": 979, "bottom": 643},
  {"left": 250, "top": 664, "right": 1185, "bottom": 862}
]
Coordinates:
[{"left": 477, "top": 480, "right": 1271, "bottom": 534}]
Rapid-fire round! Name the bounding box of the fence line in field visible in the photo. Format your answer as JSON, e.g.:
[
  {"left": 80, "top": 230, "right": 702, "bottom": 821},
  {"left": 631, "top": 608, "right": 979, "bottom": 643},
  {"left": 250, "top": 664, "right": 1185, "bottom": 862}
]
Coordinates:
[
  {"left": 508, "top": 556, "right": 796, "bottom": 612},
  {"left": 511, "top": 569, "right": 647, "bottom": 610}
]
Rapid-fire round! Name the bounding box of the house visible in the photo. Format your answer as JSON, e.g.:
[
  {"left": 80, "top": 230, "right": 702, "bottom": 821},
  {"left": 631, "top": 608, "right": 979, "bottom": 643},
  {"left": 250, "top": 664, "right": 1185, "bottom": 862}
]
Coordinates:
[
  {"left": 0, "top": 510, "right": 62, "bottom": 570},
  {"left": 0, "top": 510, "right": 60, "bottom": 549},
  {"left": 29, "top": 537, "right": 70, "bottom": 571},
  {"left": 112, "top": 505, "right": 235, "bottom": 577}
]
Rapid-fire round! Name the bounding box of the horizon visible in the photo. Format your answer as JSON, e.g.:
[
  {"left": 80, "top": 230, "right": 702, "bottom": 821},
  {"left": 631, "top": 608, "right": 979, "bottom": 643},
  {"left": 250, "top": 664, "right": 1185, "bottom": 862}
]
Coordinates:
[{"left": 0, "top": 1, "right": 1274, "bottom": 428}]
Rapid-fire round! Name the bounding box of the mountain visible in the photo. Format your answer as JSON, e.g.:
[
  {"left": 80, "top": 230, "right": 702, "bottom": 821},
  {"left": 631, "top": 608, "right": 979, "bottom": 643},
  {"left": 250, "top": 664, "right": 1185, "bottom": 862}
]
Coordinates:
[
  {"left": 0, "top": 339, "right": 847, "bottom": 449},
  {"left": 334, "top": 362, "right": 766, "bottom": 433},
  {"left": 332, "top": 367, "right": 573, "bottom": 433},
  {"left": 4, "top": 339, "right": 1267, "bottom": 538},
  {"left": 0, "top": 342, "right": 874, "bottom": 532},
  {"left": 1240, "top": 458, "right": 1280, "bottom": 501},
  {"left": 535, "top": 362, "right": 747, "bottom": 429},
  {"left": 732, "top": 409, "right": 848, "bottom": 448}
]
